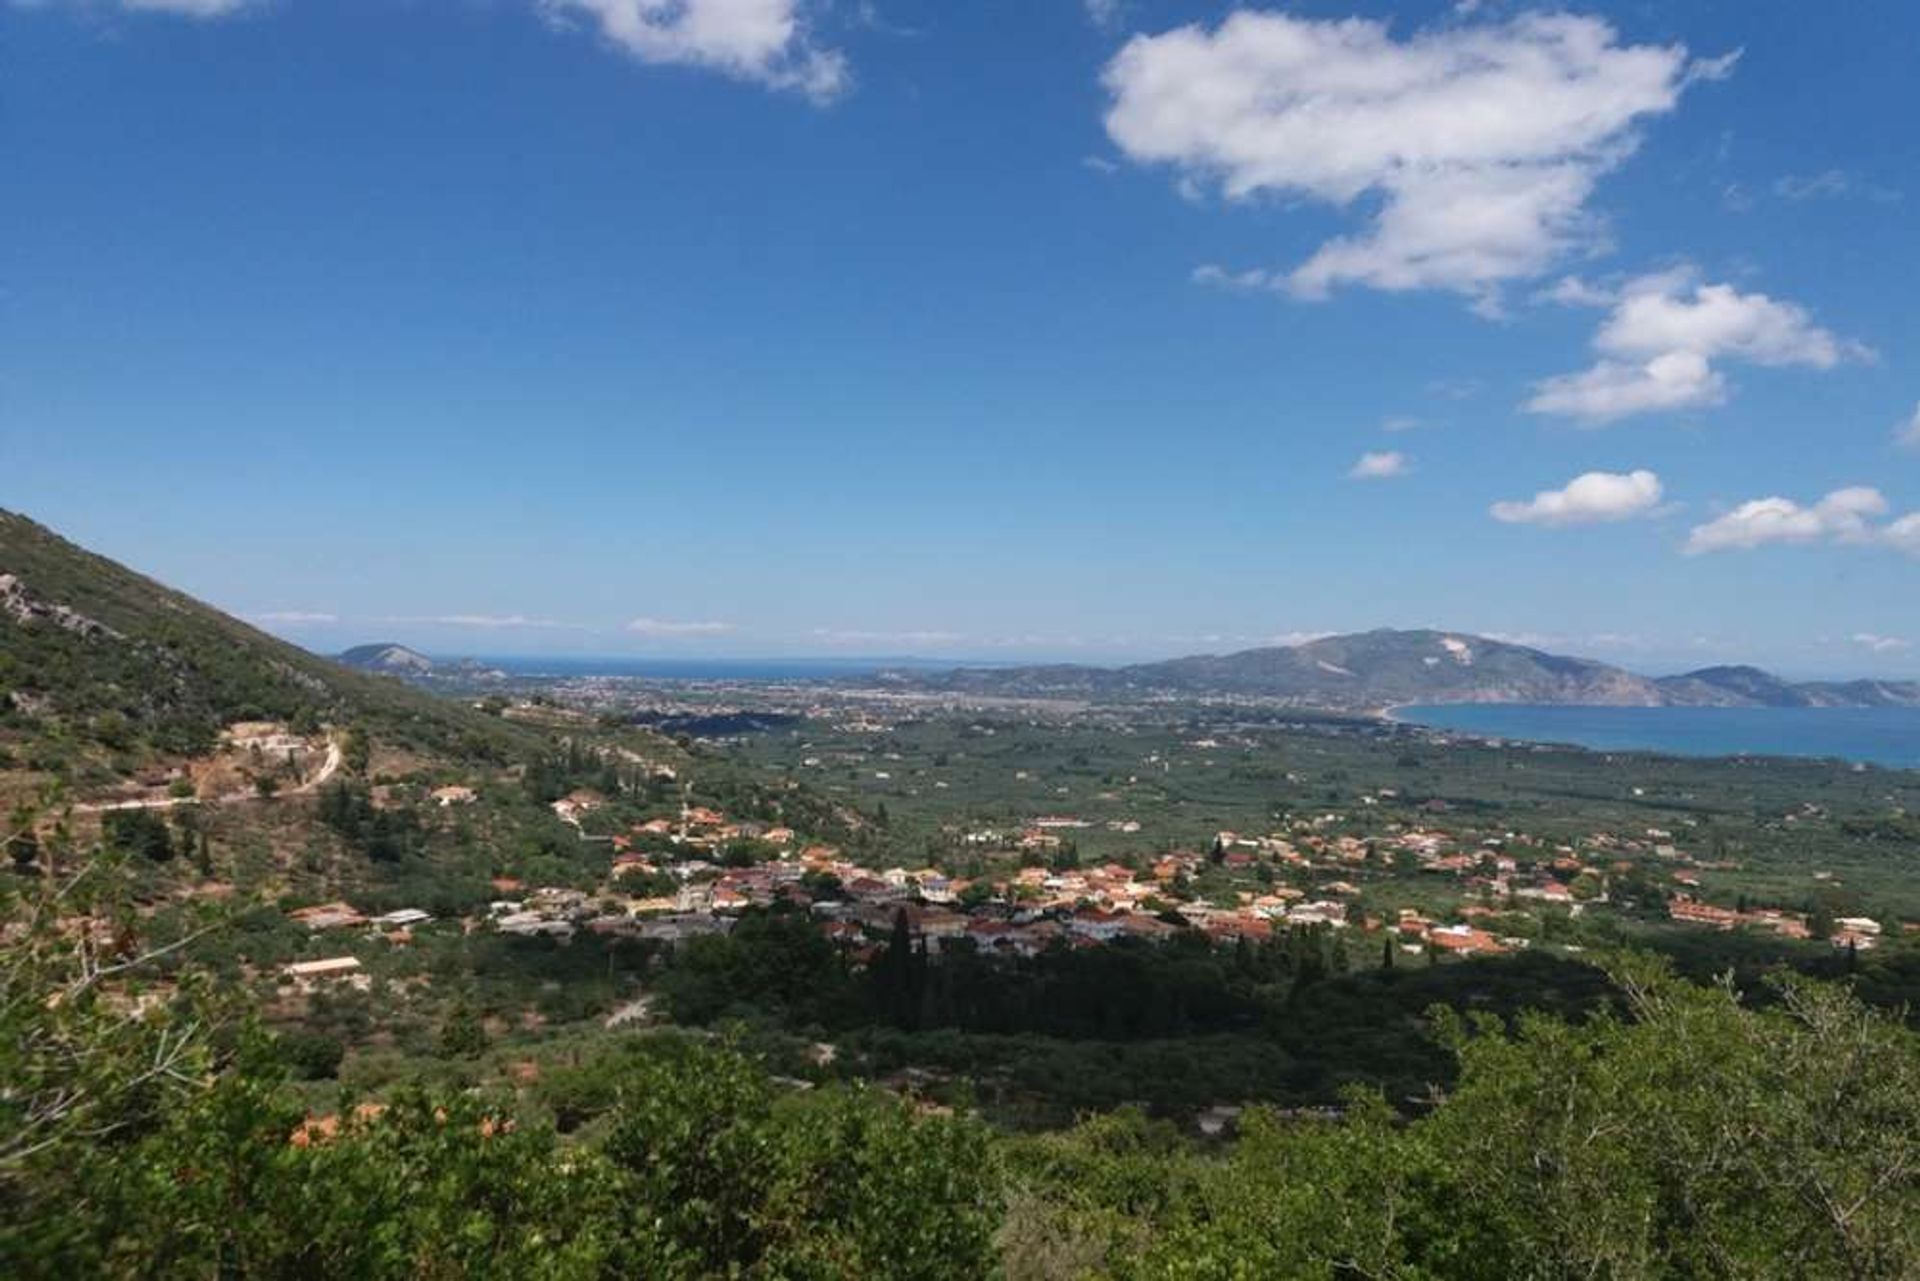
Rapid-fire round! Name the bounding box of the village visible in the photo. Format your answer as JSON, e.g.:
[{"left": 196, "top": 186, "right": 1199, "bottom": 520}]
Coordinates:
[{"left": 278, "top": 784, "right": 1889, "bottom": 995}]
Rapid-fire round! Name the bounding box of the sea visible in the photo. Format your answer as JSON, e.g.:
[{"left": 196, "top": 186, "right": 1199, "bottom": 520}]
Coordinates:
[{"left": 1394, "top": 704, "right": 1920, "bottom": 770}]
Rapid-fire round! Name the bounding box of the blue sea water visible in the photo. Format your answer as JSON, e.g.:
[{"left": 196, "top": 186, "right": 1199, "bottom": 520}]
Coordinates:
[{"left": 1395, "top": 704, "right": 1920, "bottom": 769}]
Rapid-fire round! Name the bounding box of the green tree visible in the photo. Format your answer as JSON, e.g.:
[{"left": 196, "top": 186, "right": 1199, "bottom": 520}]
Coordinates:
[
  {"left": 342, "top": 725, "right": 371, "bottom": 777},
  {"left": 0, "top": 820, "right": 227, "bottom": 1269},
  {"left": 101, "top": 809, "right": 173, "bottom": 862},
  {"left": 438, "top": 998, "right": 488, "bottom": 1058},
  {"left": 1419, "top": 956, "right": 1920, "bottom": 1278}
]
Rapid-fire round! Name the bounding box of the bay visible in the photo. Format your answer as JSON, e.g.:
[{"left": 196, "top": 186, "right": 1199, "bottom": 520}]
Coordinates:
[{"left": 1394, "top": 703, "right": 1920, "bottom": 769}]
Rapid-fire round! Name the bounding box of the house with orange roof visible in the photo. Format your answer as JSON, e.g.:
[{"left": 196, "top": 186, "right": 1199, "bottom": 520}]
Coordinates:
[
  {"left": 1427, "top": 925, "right": 1505, "bottom": 956},
  {"left": 1669, "top": 896, "right": 1742, "bottom": 929}
]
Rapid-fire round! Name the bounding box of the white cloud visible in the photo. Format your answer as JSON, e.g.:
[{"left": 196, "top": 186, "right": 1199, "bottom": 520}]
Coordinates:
[
  {"left": 1594, "top": 275, "right": 1858, "bottom": 368},
  {"left": 1528, "top": 270, "right": 1863, "bottom": 424},
  {"left": 1381, "top": 415, "right": 1423, "bottom": 433},
  {"left": 1536, "top": 275, "right": 1618, "bottom": 307},
  {"left": 1491, "top": 469, "right": 1663, "bottom": 526},
  {"left": 1885, "top": 513, "right": 1920, "bottom": 557},
  {"left": 1528, "top": 350, "right": 1724, "bottom": 422},
  {"left": 1191, "top": 263, "right": 1273, "bottom": 290},
  {"left": 541, "top": 0, "right": 847, "bottom": 100},
  {"left": 35, "top": 0, "right": 846, "bottom": 97},
  {"left": 626, "top": 616, "right": 738, "bottom": 635},
  {"left": 1852, "top": 632, "right": 1911, "bottom": 654},
  {"left": 1896, "top": 402, "right": 1920, "bottom": 451},
  {"left": 1684, "top": 486, "right": 1893, "bottom": 554},
  {"left": 1083, "top": 0, "right": 1124, "bottom": 31},
  {"left": 1103, "top": 11, "right": 1717, "bottom": 308},
  {"left": 1348, "top": 450, "right": 1410, "bottom": 480}
]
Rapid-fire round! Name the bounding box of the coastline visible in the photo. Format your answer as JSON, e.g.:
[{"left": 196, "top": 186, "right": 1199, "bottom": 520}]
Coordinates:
[{"left": 1381, "top": 702, "right": 1920, "bottom": 770}]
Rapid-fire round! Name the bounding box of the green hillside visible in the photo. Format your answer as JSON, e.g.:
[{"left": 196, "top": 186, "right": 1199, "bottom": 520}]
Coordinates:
[{"left": 0, "top": 509, "right": 526, "bottom": 779}]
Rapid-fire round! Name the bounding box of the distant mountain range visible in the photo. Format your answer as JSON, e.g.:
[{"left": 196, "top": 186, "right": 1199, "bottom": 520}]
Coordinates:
[
  {"left": 888, "top": 630, "right": 1920, "bottom": 711},
  {"left": 336, "top": 644, "right": 505, "bottom": 681},
  {"left": 338, "top": 642, "right": 437, "bottom": 675}
]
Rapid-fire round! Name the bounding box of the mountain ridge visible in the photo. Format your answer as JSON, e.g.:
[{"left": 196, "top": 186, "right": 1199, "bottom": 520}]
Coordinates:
[
  {"left": 889, "top": 629, "right": 1920, "bottom": 710},
  {"left": 338, "top": 642, "right": 437, "bottom": 675}
]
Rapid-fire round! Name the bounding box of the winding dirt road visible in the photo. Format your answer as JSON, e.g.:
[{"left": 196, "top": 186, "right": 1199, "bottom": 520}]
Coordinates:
[{"left": 73, "top": 734, "right": 344, "bottom": 814}]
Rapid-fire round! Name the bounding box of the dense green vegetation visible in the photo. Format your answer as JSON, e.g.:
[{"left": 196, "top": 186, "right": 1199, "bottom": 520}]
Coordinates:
[
  {"left": 646, "top": 904, "right": 1917, "bottom": 1123},
  {"left": 5, "top": 841, "right": 1915, "bottom": 1278},
  {"left": 993, "top": 960, "right": 1920, "bottom": 1279}
]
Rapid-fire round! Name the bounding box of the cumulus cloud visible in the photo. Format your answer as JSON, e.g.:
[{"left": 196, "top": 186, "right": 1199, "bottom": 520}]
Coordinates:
[
  {"left": 34, "top": 0, "right": 847, "bottom": 98},
  {"left": 544, "top": 0, "right": 847, "bottom": 100},
  {"left": 1349, "top": 450, "right": 1410, "bottom": 480},
  {"left": 1528, "top": 270, "right": 1863, "bottom": 424},
  {"left": 1491, "top": 469, "right": 1664, "bottom": 526},
  {"left": 1885, "top": 513, "right": 1920, "bottom": 557},
  {"left": 1683, "top": 486, "right": 1899, "bottom": 554},
  {"left": 1594, "top": 274, "right": 1858, "bottom": 367},
  {"left": 1852, "top": 632, "right": 1911, "bottom": 654},
  {"left": 1103, "top": 11, "right": 1718, "bottom": 308},
  {"left": 1896, "top": 402, "right": 1920, "bottom": 450},
  {"left": 1528, "top": 350, "right": 1725, "bottom": 421},
  {"left": 626, "top": 617, "right": 738, "bottom": 636}
]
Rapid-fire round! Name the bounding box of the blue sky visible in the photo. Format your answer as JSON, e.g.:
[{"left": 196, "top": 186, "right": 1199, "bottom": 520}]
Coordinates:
[{"left": 4, "top": 0, "right": 1917, "bottom": 677}]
